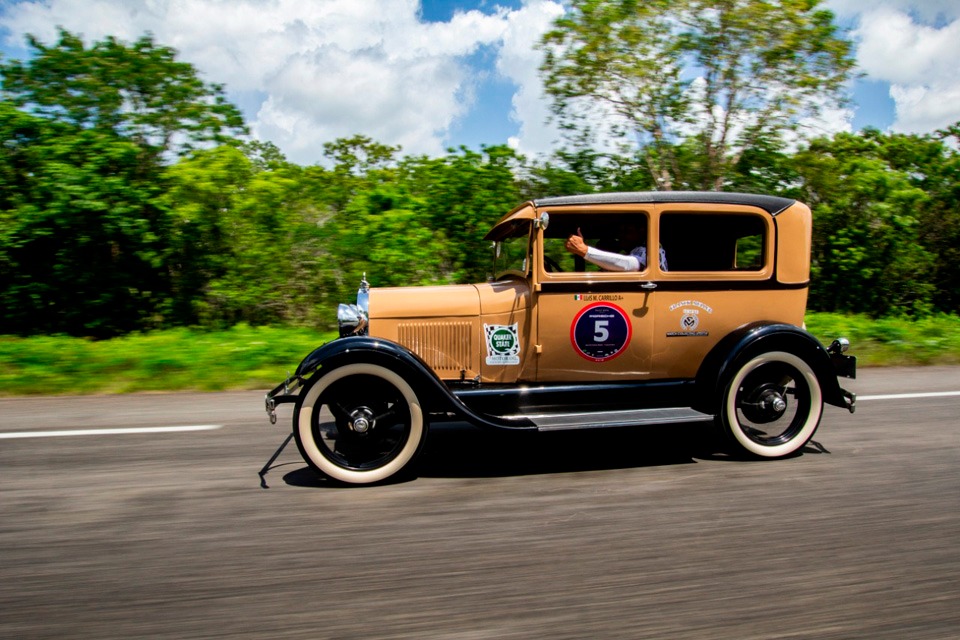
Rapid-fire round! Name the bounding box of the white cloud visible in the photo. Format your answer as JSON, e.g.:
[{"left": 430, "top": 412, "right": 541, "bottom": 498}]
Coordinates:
[
  {"left": 8, "top": 0, "right": 951, "bottom": 163},
  {"left": 826, "top": 0, "right": 960, "bottom": 134},
  {"left": 855, "top": 8, "right": 960, "bottom": 85},
  {"left": 827, "top": 0, "right": 960, "bottom": 22},
  {"left": 0, "top": 0, "right": 529, "bottom": 163},
  {"left": 495, "top": 0, "right": 565, "bottom": 157}
]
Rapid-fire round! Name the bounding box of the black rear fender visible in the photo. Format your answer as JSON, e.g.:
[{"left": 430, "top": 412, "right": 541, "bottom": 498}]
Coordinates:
[{"left": 695, "top": 322, "right": 850, "bottom": 413}]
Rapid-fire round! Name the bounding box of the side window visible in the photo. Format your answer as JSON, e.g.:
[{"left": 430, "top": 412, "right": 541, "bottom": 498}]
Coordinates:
[
  {"left": 735, "top": 233, "right": 764, "bottom": 270},
  {"left": 660, "top": 212, "right": 767, "bottom": 272},
  {"left": 541, "top": 212, "right": 652, "bottom": 273}
]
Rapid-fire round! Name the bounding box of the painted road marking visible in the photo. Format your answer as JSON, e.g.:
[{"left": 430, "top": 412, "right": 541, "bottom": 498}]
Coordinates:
[
  {"left": 1, "top": 391, "right": 959, "bottom": 439},
  {"left": 0, "top": 425, "right": 223, "bottom": 439},
  {"left": 858, "top": 391, "right": 960, "bottom": 401}
]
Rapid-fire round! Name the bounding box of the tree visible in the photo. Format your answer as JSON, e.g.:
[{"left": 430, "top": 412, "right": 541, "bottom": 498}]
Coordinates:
[
  {"left": 0, "top": 103, "right": 169, "bottom": 336},
  {"left": 877, "top": 127, "right": 960, "bottom": 313},
  {"left": 792, "top": 131, "right": 937, "bottom": 316},
  {"left": 0, "top": 30, "right": 247, "bottom": 336},
  {"left": 540, "top": 0, "right": 856, "bottom": 191},
  {"left": 1, "top": 28, "right": 246, "bottom": 165},
  {"left": 326, "top": 186, "right": 448, "bottom": 292},
  {"left": 321, "top": 135, "right": 402, "bottom": 213},
  {"left": 401, "top": 145, "right": 524, "bottom": 282}
]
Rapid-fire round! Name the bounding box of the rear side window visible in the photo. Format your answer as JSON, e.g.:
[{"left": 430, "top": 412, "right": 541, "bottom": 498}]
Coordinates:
[{"left": 659, "top": 212, "right": 767, "bottom": 272}]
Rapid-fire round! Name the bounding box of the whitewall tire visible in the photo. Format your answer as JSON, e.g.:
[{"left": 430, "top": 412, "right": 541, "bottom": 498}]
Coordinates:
[
  {"left": 720, "top": 351, "right": 823, "bottom": 458},
  {"left": 294, "top": 363, "right": 426, "bottom": 484}
]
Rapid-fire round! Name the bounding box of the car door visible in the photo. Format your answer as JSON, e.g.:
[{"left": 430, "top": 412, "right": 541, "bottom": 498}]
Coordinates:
[
  {"left": 531, "top": 207, "right": 660, "bottom": 383},
  {"left": 650, "top": 202, "right": 784, "bottom": 379}
]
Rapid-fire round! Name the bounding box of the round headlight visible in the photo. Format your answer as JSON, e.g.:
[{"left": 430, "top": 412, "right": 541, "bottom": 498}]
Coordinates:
[
  {"left": 337, "top": 303, "right": 368, "bottom": 337},
  {"left": 338, "top": 275, "right": 371, "bottom": 337}
]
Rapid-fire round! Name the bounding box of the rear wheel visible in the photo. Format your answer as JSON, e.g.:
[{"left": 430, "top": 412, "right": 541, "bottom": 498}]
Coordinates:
[
  {"left": 293, "top": 363, "right": 426, "bottom": 484},
  {"left": 719, "top": 351, "right": 823, "bottom": 458}
]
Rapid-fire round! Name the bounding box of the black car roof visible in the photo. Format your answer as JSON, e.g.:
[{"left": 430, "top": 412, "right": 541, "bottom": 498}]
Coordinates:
[{"left": 533, "top": 191, "right": 796, "bottom": 215}]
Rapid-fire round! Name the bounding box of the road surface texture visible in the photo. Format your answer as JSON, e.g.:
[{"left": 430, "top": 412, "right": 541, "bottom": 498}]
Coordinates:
[{"left": 1, "top": 367, "right": 958, "bottom": 639}]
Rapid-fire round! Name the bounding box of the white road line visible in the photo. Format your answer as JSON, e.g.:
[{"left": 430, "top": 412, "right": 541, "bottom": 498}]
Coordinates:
[
  {"left": 858, "top": 391, "right": 960, "bottom": 401},
  {"left": 2, "top": 391, "right": 958, "bottom": 439},
  {"left": 0, "top": 425, "right": 223, "bottom": 439}
]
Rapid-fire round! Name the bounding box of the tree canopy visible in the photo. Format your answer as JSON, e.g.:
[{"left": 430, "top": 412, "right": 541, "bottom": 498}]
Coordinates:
[
  {"left": 0, "top": 26, "right": 957, "bottom": 338},
  {"left": 0, "top": 29, "right": 246, "bottom": 336},
  {"left": 2, "top": 28, "right": 246, "bottom": 163},
  {"left": 540, "top": 0, "right": 856, "bottom": 191}
]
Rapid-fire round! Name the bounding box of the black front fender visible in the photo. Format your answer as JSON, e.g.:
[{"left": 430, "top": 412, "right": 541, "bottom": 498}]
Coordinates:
[
  {"left": 295, "top": 336, "right": 413, "bottom": 378},
  {"left": 695, "top": 322, "right": 854, "bottom": 413},
  {"left": 294, "top": 336, "right": 449, "bottom": 407},
  {"left": 294, "top": 336, "right": 536, "bottom": 430}
]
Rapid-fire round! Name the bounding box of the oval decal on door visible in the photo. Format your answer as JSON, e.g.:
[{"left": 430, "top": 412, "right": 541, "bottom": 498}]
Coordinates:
[{"left": 570, "top": 302, "right": 632, "bottom": 362}]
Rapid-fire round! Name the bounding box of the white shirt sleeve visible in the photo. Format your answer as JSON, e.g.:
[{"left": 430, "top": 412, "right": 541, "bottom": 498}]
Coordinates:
[{"left": 584, "top": 246, "right": 641, "bottom": 271}]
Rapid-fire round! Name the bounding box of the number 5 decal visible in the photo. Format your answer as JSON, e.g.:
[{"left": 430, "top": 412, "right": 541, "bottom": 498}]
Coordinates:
[
  {"left": 571, "top": 303, "right": 632, "bottom": 362},
  {"left": 594, "top": 320, "right": 609, "bottom": 342}
]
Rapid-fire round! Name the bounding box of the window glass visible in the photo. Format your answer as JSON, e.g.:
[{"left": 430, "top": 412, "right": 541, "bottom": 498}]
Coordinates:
[
  {"left": 541, "top": 212, "right": 651, "bottom": 273},
  {"left": 492, "top": 224, "right": 530, "bottom": 277},
  {"left": 735, "top": 233, "right": 764, "bottom": 269},
  {"left": 659, "top": 212, "right": 766, "bottom": 272}
]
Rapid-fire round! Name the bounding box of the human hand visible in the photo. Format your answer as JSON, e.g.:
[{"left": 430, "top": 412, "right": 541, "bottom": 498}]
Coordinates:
[{"left": 565, "top": 228, "right": 588, "bottom": 257}]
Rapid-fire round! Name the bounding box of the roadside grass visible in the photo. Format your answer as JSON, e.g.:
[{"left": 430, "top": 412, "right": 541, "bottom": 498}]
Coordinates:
[
  {"left": 804, "top": 313, "right": 960, "bottom": 367},
  {"left": 0, "top": 324, "right": 337, "bottom": 396},
  {"left": 0, "top": 313, "right": 958, "bottom": 396}
]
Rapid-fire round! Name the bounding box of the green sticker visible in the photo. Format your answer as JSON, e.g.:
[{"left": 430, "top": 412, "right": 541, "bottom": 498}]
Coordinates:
[{"left": 484, "top": 323, "right": 520, "bottom": 365}]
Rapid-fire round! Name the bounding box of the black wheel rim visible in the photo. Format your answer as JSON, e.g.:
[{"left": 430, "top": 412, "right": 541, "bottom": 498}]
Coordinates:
[
  {"left": 734, "top": 361, "right": 812, "bottom": 446},
  {"left": 311, "top": 374, "right": 412, "bottom": 471}
]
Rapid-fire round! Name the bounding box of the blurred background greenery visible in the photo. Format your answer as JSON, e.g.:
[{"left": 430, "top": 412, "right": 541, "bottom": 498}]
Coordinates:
[
  {"left": 0, "top": 315, "right": 957, "bottom": 396},
  {"left": 2, "top": 10, "right": 959, "bottom": 395}
]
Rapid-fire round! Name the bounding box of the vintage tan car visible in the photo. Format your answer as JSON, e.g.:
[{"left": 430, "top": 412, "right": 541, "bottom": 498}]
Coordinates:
[{"left": 265, "top": 191, "right": 856, "bottom": 484}]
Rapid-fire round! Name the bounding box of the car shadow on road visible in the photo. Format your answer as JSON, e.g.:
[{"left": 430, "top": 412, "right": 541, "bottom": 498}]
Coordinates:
[
  {"left": 277, "top": 421, "right": 831, "bottom": 488},
  {"left": 415, "top": 421, "right": 721, "bottom": 479}
]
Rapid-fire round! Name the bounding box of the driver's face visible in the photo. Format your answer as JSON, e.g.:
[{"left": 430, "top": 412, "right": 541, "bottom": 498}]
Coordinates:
[{"left": 618, "top": 223, "right": 644, "bottom": 247}]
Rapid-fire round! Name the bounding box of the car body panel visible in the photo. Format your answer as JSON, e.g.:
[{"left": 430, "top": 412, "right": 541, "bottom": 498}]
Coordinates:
[
  {"left": 266, "top": 191, "right": 856, "bottom": 484},
  {"left": 354, "top": 196, "right": 821, "bottom": 386}
]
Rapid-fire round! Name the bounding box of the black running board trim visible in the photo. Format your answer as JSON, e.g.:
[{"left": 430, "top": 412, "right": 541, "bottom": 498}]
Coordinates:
[{"left": 496, "top": 407, "right": 715, "bottom": 432}]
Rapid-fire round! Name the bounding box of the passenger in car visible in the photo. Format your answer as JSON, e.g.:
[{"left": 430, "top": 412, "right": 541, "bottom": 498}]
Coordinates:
[{"left": 565, "top": 226, "right": 668, "bottom": 272}]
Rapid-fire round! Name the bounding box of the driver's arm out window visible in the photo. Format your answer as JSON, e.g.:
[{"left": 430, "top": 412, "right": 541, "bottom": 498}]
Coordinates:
[{"left": 542, "top": 213, "right": 651, "bottom": 273}]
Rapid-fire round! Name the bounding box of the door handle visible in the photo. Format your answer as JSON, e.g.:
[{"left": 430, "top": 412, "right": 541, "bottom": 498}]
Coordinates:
[{"left": 641, "top": 282, "right": 657, "bottom": 290}]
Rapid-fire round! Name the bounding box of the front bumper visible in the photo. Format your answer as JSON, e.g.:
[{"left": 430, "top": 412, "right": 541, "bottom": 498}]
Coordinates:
[{"left": 264, "top": 375, "right": 303, "bottom": 424}]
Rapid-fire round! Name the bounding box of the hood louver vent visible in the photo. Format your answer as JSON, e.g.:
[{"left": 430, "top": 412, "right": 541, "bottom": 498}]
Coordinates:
[{"left": 398, "top": 322, "right": 473, "bottom": 374}]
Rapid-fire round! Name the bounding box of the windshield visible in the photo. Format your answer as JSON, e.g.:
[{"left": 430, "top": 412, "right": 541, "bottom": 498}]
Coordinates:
[{"left": 491, "top": 222, "right": 531, "bottom": 279}]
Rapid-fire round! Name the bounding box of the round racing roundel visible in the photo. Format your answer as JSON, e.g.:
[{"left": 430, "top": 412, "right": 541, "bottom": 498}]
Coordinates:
[{"left": 570, "top": 302, "right": 632, "bottom": 362}]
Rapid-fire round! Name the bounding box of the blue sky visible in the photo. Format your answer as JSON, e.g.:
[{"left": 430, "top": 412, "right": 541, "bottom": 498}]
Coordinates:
[{"left": 2, "top": 1, "right": 957, "bottom": 164}]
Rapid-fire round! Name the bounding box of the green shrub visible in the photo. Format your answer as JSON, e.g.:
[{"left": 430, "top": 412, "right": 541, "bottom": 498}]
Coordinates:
[{"left": 1, "top": 314, "right": 959, "bottom": 396}]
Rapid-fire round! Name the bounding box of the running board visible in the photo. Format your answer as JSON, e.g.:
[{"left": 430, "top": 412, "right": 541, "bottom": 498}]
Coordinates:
[{"left": 500, "top": 407, "right": 715, "bottom": 432}]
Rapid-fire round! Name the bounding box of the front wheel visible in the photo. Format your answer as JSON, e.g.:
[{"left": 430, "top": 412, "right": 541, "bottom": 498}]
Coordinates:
[
  {"left": 719, "top": 351, "right": 823, "bottom": 458},
  {"left": 293, "top": 363, "right": 427, "bottom": 484}
]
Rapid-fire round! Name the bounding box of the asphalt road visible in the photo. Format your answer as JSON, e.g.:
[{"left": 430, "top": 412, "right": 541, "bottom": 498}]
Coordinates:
[{"left": 1, "top": 367, "right": 959, "bottom": 639}]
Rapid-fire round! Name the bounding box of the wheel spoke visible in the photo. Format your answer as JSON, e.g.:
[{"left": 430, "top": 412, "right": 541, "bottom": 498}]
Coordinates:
[
  {"left": 371, "top": 405, "right": 400, "bottom": 428},
  {"left": 329, "top": 401, "right": 352, "bottom": 423}
]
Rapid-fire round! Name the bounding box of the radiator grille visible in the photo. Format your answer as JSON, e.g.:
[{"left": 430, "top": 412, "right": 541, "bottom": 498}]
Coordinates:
[{"left": 397, "top": 322, "right": 473, "bottom": 373}]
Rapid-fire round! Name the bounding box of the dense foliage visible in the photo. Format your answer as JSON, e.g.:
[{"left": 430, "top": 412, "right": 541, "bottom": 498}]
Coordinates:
[
  {"left": 3, "top": 313, "right": 959, "bottom": 396},
  {"left": 540, "top": 0, "right": 856, "bottom": 190},
  {"left": 0, "top": 29, "right": 245, "bottom": 336},
  {"left": 1, "top": 29, "right": 958, "bottom": 338}
]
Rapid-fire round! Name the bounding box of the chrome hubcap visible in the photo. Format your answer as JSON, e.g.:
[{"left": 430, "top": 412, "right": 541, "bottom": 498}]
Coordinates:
[
  {"left": 769, "top": 394, "right": 787, "bottom": 413},
  {"left": 349, "top": 407, "right": 375, "bottom": 434}
]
